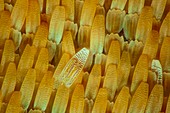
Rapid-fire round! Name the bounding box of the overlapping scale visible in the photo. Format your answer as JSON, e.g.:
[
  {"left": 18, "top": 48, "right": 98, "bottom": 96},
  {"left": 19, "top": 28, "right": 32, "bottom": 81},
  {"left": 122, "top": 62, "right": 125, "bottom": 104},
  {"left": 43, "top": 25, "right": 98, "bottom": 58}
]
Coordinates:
[
  {"left": 52, "top": 85, "right": 69, "bottom": 113},
  {"left": 34, "top": 48, "right": 49, "bottom": 82},
  {"left": 48, "top": 6, "right": 65, "bottom": 44},
  {"left": 0, "top": 11, "right": 11, "bottom": 48},
  {"left": 112, "top": 86, "right": 130, "bottom": 113},
  {"left": 6, "top": 91, "right": 23, "bottom": 113},
  {"left": 160, "top": 37, "right": 170, "bottom": 72},
  {"left": 90, "top": 15, "right": 105, "bottom": 54},
  {"left": 135, "top": 6, "right": 153, "bottom": 43},
  {"left": 1, "top": 63, "right": 16, "bottom": 102},
  {"left": 92, "top": 88, "right": 107, "bottom": 113},
  {"left": 16, "top": 45, "right": 36, "bottom": 89},
  {"left": 20, "top": 68, "right": 36, "bottom": 110},
  {"left": 34, "top": 71, "right": 54, "bottom": 111},
  {"left": 0, "top": 40, "right": 15, "bottom": 74},
  {"left": 105, "top": 40, "right": 120, "bottom": 70},
  {"left": 159, "top": 12, "right": 170, "bottom": 44},
  {"left": 145, "top": 84, "right": 164, "bottom": 113},
  {"left": 10, "top": 0, "right": 28, "bottom": 31},
  {"left": 128, "top": 82, "right": 149, "bottom": 113},
  {"left": 32, "top": 22, "right": 48, "bottom": 48},
  {"left": 85, "top": 64, "right": 101, "bottom": 100},
  {"left": 46, "top": 0, "right": 60, "bottom": 14},
  {"left": 117, "top": 50, "right": 131, "bottom": 91},
  {"left": 61, "top": 31, "right": 75, "bottom": 56},
  {"left": 80, "top": 0, "right": 98, "bottom": 26},
  {"left": 131, "top": 54, "right": 149, "bottom": 94},
  {"left": 142, "top": 30, "right": 159, "bottom": 62},
  {"left": 26, "top": 0, "right": 40, "bottom": 34},
  {"left": 70, "top": 84, "right": 84, "bottom": 113},
  {"left": 103, "top": 64, "right": 117, "bottom": 101},
  {"left": 61, "top": 0, "right": 74, "bottom": 21},
  {"left": 151, "top": 0, "right": 167, "bottom": 20}
]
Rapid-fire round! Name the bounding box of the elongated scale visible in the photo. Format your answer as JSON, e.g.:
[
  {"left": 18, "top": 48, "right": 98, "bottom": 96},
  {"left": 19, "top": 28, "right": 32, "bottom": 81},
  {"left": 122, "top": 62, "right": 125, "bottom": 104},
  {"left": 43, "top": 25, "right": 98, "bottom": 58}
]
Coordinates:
[
  {"left": 112, "top": 86, "right": 130, "bottom": 113},
  {"left": 57, "top": 48, "right": 89, "bottom": 87},
  {"left": 34, "top": 71, "right": 54, "bottom": 111},
  {"left": 32, "top": 22, "right": 48, "bottom": 48},
  {"left": 52, "top": 85, "right": 69, "bottom": 113},
  {"left": 70, "top": 84, "right": 84, "bottom": 113},
  {"left": 128, "top": 82, "right": 149, "bottom": 113},
  {"left": 159, "top": 12, "right": 170, "bottom": 44},
  {"left": 49, "top": 6, "right": 65, "bottom": 44},
  {"left": 46, "top": 0, "right": 60, "bottom": 14},
  {"left": 1, "top": 63, "right": 16, "bottom": 102},
  {"left": 103, "top": 64, "right": 117, "bottom": 101},
  {"left": 105, "top": 40, "right": 120, "bottom": 70},
  {"left": 16, "top": 45, "right": 36, "bottom": 89},
  {"left": 151, "top": 0, "right": 167, "bottom": 20},
  {"left": 10, "top": 0, "right": 28, "bottom": 31},
  {"left": 85, "top": 64, "right": 101, "bottom": 100},
  {"left": 131, "top": 54, "right": 149, "bottom": 94},
  {"left": 20, "top": 68, "right": 36, "bottom": 110},
  {"left": 142, "top": 30, "right": 159, "bottom": 62},
  {"left": 92, "top": 88, "right": 108, "bottom": 113},
  {"left": 0, "top": 40, "right": 15, "bottom": 74},
  {"left": 135, "top": 6, "right": 153, "bottom": 43},
  {"left": 26, "top": 0, "right": 40, "bottom": 34},
  {"left": 0, "top": 11, "right": 11, "bottom": 48},
  {"left": 90, "top": 14, "right": 105, "bottom": 54},
  {"left": 34, "top": 48, "right": 49, "bottom": 82},
  {"left": 160, "top": 37, "right": 170, "bottom": 72},
  {"left": 145, "top": 84, "right": 163, "bottom": 113},
  {"left": 62, "top": 31, "right": 75, "bottom": 56},
  {"left": 128, "top": 0, "right": 145, "bottom": 14},
  {"left": 6, "top": 91, "right": 23, "bottom": 113},
  {"left": 117, "top": 50, "right": 131, "bottom": 91},
  {"left": 80, "top": 0, "right": 98, "bottom": 26},
  {"left": 61, "top": 0, "right": 74, "bottom": 21}
]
